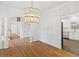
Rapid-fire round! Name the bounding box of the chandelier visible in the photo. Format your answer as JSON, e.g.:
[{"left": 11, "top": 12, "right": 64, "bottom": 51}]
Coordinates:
[{"left": 24, "top": 1, "right": 40, "bottom": 23}]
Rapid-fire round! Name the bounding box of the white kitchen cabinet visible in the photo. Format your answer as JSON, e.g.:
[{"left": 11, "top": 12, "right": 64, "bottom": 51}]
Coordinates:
[
  {"left": 69, "top": 32, "right": 79, "bottom": 41},
  {"left": 69, "top": 32, "right": 75, "bottom": 40}
]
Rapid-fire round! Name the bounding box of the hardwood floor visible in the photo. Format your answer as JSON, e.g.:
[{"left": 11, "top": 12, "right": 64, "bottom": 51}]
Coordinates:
[
  {"left": 63, "top": 39, "right": 79, "bottom": 56},
  {"left": 0, "top": 38, "right": 77, "bottom": 57}
]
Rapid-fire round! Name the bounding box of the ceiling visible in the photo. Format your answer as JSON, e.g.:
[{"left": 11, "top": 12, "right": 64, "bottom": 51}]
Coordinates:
[
  {"left": 0, "top": 1, "right": 65, "bottom": 12},
  {"left": 0, "top": 1, "right": 66, "bottom": 18}
]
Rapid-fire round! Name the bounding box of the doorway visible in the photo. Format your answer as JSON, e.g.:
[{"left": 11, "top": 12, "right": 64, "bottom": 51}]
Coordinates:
[{"left": 61, "top": 18, "right": 79, "bottom": 56}]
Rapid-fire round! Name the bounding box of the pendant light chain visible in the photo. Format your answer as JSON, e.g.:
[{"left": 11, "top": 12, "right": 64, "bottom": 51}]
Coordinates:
[{"left": 31, "top": 1, "right": 33, "bottom": 8}]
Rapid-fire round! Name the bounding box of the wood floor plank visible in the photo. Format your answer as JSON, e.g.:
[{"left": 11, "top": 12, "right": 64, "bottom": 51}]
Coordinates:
[
  {"left": 0, "top": 38, "right": 78, "bottom": 57},
  {"left": 63, "top": 39, "right": 79, "bottom": 56}
]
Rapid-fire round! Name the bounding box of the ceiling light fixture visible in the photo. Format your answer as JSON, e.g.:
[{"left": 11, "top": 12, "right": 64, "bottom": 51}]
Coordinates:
[{"left": 24, "top": 1, "right": 40, "bottom": 23}]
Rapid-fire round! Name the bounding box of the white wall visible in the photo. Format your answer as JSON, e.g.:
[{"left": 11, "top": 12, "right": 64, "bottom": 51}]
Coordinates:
[
  {"left": 40, "top": 7, "right": 61, "bottom": 49},
  {"left": 0, "top": 18, "right": 3, "bottom": 49},
  {"left": 40, "top": 8, "right": 61, "bottom": 49},
  {"left": 63, "top": 20, "right": 70, "bottom": 32},
  {"left": 0, "top": 18, "right": 9, "bottom": 49},
  {"left": 3, "top": 18, "right": 9, "bottom": 48}
]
